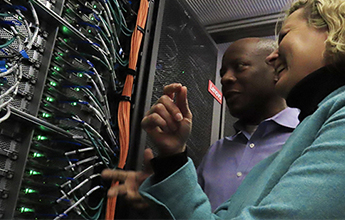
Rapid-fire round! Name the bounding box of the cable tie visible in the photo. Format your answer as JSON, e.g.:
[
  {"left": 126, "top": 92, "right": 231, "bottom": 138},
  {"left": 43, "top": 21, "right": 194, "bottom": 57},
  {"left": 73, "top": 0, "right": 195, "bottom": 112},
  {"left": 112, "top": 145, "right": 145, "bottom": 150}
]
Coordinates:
[
  {"left": 5, "top": 5, "right": 27, "bottom": 11},
  {"left": 137, "top": 25, "right": 145, "bottom": 34},
  {"left": 0, "top": 20, "right": 13, "bottom": 26},
  {"left": 20, "top": 50, "right": 29, "bottom": 59},
  {"left": 127, "top": 69, "right": 136, "bottom": 76},
  {"left": 0, "top": 60, "right": 7, "bottom": 73},
  {"left": 120, "top": 95, "right": 131, "bottom": 102}
]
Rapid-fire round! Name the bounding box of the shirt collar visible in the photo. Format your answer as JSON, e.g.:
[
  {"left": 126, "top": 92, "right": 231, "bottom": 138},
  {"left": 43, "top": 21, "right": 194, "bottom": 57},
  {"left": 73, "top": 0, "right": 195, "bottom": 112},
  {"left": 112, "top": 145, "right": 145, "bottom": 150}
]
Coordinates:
[
  {"left": 230, "top": 107, "right": 300, "bottom": 140},
  {"left": 266, "top": 107, "right": 300, "bottom": 129},
  {"left": 233, "top": 107, "right": 299, "bottom": 131}
]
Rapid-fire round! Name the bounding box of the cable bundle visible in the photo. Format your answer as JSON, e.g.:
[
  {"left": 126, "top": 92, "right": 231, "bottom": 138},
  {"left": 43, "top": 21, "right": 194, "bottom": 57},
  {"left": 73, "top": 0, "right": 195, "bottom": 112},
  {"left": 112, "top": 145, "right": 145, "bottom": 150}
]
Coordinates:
[{"left": 106, "top": 0, "right": 149, "bottom": 219}]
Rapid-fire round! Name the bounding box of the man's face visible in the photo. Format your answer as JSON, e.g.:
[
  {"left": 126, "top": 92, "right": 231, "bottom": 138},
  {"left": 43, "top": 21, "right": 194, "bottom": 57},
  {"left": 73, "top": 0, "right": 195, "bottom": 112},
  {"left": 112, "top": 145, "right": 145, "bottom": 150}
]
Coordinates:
[{"left": 220, "top": 39, "right": 277, "bottom": 120}]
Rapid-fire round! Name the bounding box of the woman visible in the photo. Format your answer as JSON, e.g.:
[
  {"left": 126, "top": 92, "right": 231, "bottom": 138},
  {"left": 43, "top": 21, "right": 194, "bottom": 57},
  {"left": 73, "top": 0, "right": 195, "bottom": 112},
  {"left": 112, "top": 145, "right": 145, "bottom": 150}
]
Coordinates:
[{"left": 103, "top": 0, "right": 345, "bottom": 218}]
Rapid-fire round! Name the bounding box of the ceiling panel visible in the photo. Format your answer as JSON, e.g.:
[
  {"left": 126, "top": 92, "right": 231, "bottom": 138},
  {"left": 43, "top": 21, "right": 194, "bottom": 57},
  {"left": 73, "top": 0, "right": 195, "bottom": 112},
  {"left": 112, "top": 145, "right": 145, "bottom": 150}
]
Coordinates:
[{"left": 183, "top": 0, "right": 293, "bottom": 43}]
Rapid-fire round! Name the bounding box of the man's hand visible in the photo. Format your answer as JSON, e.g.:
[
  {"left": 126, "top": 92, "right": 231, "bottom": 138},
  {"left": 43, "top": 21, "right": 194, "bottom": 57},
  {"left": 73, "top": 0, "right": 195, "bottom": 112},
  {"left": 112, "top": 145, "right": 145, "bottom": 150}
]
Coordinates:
[
  {"left": 141, "top": 83, "right": 192, "bottom": 156},
  {"left": 101, "top": 148, "right": 154, "bottom": 209}
]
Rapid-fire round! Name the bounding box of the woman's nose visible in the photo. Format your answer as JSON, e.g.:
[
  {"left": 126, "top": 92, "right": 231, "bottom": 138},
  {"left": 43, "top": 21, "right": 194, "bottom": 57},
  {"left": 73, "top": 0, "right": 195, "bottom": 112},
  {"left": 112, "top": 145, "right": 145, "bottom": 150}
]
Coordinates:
[{"left": 265, "top": 49, "right": 279, "bottom": 67}]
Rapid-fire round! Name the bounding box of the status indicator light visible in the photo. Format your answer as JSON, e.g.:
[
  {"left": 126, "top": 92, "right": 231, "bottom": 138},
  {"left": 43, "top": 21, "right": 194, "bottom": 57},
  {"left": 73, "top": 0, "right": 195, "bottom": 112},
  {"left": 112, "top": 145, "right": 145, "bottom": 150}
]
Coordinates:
[
  {"left": 42, "top": 112, "right": 52, "bottom": 118},
  {"left": 32, "top": 152, "right": 44, "bottom": 158},
  {"left": 62, "top": 26, "right": 69, "bottom": 33},
  {"left": 46, "top": 97, "right": 55, "bottom": 102},
  {"left": 20, "top": 207, "right": 34, "bottom": 213},
  {"left": 36, "top": 135, "right": 48, "bottom": 141},
  {"left": 24, "top": 188, "right": 38, "bottom": 194},
  {"left": 29, "top": 170, "right": 41, "bottom": 176},
  {"left": 50, "top": 81, "right": 57, "bottom": 87}
]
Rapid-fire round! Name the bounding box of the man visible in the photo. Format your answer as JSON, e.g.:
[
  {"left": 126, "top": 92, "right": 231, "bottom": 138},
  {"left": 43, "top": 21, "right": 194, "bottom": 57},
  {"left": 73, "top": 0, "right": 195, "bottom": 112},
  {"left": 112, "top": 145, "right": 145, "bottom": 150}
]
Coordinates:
[
  {"left": 197, "top": 37, "right": 299, "bottom": 211},
  {"left": 102, "top": 37, "right": 299, "bottom": 211}
]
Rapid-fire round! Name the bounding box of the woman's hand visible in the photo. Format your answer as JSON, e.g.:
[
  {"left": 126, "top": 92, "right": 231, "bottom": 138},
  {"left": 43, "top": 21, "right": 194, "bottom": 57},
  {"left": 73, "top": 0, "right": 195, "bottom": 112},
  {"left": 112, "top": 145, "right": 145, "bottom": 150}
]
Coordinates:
[{"left": 101, "top": 148, "right": 154, "bottom": 209}]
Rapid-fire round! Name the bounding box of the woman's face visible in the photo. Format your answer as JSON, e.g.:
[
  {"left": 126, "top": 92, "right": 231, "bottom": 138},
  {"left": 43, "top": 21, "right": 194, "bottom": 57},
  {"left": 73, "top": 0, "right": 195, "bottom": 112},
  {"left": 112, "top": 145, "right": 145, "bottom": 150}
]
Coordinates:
[{"left": 266, "top": 8, "right": 329, "bottom": 98}]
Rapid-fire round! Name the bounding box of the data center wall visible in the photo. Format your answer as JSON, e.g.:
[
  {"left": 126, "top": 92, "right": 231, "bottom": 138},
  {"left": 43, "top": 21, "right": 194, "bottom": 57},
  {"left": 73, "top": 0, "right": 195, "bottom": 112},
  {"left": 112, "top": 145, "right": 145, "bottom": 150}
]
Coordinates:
[
  {"left": 143, "top": 0, "right": 218, "bottom": 167},
  {"left": 0, "top": 0, "right": 140, "bottom": 219}
]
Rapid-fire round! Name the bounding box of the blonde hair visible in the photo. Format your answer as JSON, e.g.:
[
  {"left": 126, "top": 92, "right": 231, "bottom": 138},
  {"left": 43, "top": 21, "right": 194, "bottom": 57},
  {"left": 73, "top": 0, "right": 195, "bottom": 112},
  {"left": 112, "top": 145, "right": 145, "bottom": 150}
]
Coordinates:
[
  {"left": 256, "top": 38, "right": 277, "bottom": 54},
  {"left": 285, "top": 0, "right": 345, "bottom": 63}
]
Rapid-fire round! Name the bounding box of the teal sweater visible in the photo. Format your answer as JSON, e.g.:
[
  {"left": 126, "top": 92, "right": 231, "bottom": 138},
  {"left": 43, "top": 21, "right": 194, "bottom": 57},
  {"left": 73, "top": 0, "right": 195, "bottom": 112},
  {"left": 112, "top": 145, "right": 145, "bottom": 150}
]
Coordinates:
[{"left": 139, "top": 65, "right": 345, "bottom": 219}]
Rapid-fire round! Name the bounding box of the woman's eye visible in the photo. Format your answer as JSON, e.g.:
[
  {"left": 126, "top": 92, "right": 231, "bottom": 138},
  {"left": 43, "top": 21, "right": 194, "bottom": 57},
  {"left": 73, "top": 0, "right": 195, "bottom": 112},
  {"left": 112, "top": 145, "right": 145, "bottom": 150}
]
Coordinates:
[{"left": 278, "top": 32, "right": 287, "bottom": 44}]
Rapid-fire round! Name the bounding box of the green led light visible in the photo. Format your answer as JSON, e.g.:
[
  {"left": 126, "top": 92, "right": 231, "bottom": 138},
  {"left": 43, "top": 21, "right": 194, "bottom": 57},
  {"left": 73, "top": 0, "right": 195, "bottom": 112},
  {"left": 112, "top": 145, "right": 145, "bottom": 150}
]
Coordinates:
[
  {"left": 91, "top": 17, "right": 94, "bottom": 21},
  {"left": 37, "top": 135, "right": 48, "bottom": 141},
  {"left": 42, "top": 112, "right": 52, "bottom": 118},
  {"left": 93, "top": 5, "right": 97, "bottom": 8},
  {"left": 39, "top": 125, "right": 48, "bottom": 131},
  {"left": 74, "top": 88, "right": 80, "bottom": 92},
  {"left": 51, "top": 71, "right": 57, "bottom": 75},
  {"left": 29, "top": 170, "right": 41, "bottom": 176},
  {"left": 59, "top": 52, "right": 64, "bottom": 56},
  {"left": 33, "top": 152, "right": 44, "bottom": 158},
  {"left": 20, "top": 207, "right": 34, "bottom": 213},
  {"left": 71, "top": 102, "right": 78, "bottom": 106},
  {"left": 53, "top": 66, "right": 60, "bottom": 71},
  {"left": 62, "top": 26, "right": 69, "bottom": 33},
  {"left": 46, "top": 97, "right": 55, "bottom": 102},
  {"left": 50, "top": 81, "right": 57, "bottom": 87},
  {"left": 63, "top": 38, "right": 69, "bottom": 43},
  {"left": 55, "top": 56, "right": 60, "bottom": 61},
  {"left": 78, "top": 73, "right": 83, "bottom": 78},
  {"left": 24, "top": 188, "right": 37, "bottom": 194}
]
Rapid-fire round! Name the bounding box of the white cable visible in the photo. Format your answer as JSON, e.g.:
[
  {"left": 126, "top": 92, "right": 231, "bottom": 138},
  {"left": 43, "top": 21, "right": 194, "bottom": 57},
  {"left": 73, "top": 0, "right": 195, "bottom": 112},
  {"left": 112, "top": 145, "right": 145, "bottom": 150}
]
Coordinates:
[
  {"left": 0, "top": 81, "right": 19, "bottom": 100},
  {"left": 64, "top": 155, "right": 99, "bottom": 170},
  {"left": 57, "top": 174, "right": 101, "bottom": 203},
  {"left": 59, "top": 162, "right": 103, "bottom": 188},
  {"left": 25, "top": 2, "right": 39, "bottom": 50},
  {"left": 0, "top": 105, "right": 11, "bottom": 123},
  {"left": 54, "top": 185, "right": 103, "bottom": 220}
]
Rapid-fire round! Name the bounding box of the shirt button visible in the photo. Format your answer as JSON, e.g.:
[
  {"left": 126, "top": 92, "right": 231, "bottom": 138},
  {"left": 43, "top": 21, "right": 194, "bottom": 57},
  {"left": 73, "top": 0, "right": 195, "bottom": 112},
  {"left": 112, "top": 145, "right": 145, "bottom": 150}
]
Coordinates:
[
  {"left": 236, "top": 172, "right": 242, "bottom": 177},
  {"left": 249, "top": 143, "right": 255, "bottom": 148}
]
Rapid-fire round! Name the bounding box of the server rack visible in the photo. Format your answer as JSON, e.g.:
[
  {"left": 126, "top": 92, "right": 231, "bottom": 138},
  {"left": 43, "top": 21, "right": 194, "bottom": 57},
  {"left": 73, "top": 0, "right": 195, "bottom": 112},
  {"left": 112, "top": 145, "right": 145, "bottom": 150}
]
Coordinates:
[
  {"left": 129, "top": 0, "right": 219, "bottom": 170},
  {"left": 0, "top": 0, "right": 140, "bottom": 219},
  {"left": 0, "top": 0, "right": 218, "bottom": 219}
]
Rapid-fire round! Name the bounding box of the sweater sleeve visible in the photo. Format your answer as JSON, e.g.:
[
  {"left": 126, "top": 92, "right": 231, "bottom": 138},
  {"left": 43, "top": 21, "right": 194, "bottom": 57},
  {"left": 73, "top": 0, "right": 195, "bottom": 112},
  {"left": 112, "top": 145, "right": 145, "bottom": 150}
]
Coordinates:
[
  {"left": 139, "top": 98, "right": 345, "bottom": 219},
  {"left": 150, "top": 150, "right": 188, "bottom": 183}
]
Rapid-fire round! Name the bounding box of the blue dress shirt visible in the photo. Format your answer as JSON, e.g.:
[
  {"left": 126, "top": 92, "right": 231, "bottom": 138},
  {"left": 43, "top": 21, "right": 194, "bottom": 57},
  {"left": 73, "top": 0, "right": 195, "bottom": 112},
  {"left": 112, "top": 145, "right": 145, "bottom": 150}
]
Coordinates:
[{"left": 197, "top": 107, "right": 300, "bottom": 210}]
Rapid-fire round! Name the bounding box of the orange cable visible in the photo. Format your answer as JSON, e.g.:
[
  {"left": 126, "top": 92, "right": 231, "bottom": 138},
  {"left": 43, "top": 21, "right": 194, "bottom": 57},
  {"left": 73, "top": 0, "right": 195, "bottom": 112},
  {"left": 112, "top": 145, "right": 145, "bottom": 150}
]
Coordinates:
[{"left": 106, "top": 0, "right": 149, "bottom": 219}]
